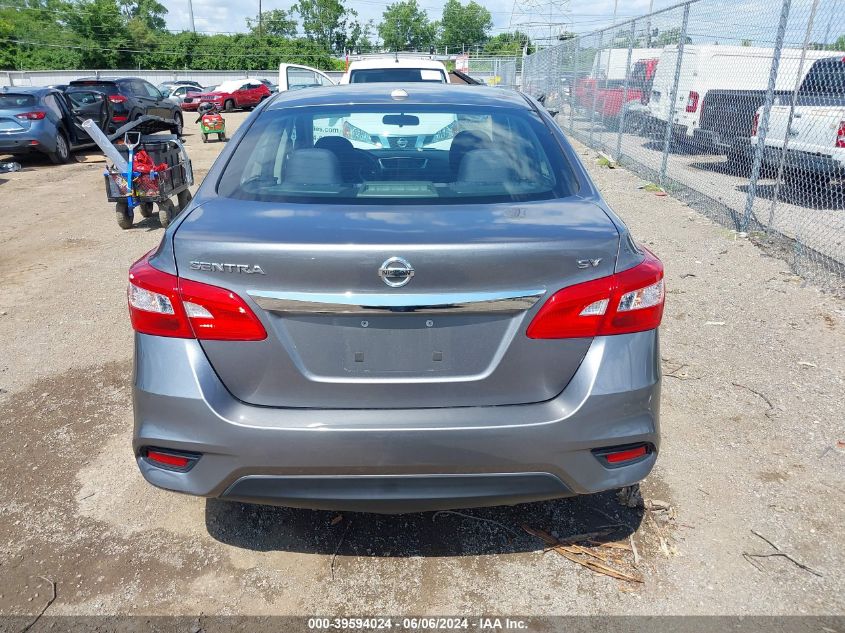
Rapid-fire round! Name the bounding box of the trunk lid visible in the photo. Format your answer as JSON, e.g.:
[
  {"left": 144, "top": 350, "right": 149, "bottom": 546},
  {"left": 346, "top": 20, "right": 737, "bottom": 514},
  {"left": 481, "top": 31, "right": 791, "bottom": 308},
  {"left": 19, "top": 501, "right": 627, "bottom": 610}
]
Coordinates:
[{"left": 174, "top": 197, "right": 620, "bottom": 409}]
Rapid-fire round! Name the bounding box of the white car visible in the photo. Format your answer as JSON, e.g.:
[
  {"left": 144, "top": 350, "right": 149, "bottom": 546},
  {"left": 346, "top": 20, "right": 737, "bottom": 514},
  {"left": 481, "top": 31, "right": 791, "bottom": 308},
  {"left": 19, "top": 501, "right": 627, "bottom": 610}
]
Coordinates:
[{"left": 339, "top": 58, "right": 450, "bottom": 84}]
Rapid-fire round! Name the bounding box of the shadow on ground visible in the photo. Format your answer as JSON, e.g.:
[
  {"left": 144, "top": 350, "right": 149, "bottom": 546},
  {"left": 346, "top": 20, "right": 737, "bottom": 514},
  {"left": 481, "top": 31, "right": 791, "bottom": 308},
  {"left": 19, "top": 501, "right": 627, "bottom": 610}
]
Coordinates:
[
  {"left": 736, "top": 182, "right": 844, "bottom": 211},
  {"left": 204, "top": 490, "right": 643, "bottom": 557}
]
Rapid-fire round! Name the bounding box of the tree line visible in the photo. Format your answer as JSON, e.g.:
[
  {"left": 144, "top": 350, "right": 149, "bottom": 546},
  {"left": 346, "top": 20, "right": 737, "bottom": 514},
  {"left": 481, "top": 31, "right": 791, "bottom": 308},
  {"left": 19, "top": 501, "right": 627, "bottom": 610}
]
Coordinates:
[{"left": 0, "top": 0, "right": 534, "bottom": 71}]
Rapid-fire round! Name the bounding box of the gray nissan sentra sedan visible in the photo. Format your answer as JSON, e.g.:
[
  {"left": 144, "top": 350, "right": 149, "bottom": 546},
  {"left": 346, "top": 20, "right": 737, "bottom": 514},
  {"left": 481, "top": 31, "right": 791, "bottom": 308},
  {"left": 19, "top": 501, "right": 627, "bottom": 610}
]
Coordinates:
[{"left": 128, "top": 84, "right": 664, "bottom": 513}]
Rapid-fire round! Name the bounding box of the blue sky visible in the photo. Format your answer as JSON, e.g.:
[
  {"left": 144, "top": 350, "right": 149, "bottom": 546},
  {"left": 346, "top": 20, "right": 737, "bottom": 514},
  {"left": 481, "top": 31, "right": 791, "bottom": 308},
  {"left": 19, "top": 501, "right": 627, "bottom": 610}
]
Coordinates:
[{"left": 158, "top": 0, "right": 671, "bottom": 38}]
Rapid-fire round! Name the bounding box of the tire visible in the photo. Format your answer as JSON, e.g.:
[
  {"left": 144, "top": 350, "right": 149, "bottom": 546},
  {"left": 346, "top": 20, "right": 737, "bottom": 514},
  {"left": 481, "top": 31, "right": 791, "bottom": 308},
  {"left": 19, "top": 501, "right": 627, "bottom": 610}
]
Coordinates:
[
  {"left": 139, "top": 202, "right": 154, "bottom": 218},
  {"left": 177, "top": 189, "right": 193, "bottom": 211},
  {"left": 224, "top": 99, "right": 235, "bottom": 113},
  {"left": 202, "top": 133, "right": 208, "bottom": 143},
  {"left": 220, "top": 132, "right": 226, "bottom": 142},
  {"left": 158, "top": 199, "right": 176, "bottom": 228},
  {"left": 170, "top": 111, "right": 183, "bottom": 137},
  {"left": 115, "top": 201, "right": 133, "bottom": 229},
  {"left": 48, "top": 130, "right": 70, "bottom": 164}
]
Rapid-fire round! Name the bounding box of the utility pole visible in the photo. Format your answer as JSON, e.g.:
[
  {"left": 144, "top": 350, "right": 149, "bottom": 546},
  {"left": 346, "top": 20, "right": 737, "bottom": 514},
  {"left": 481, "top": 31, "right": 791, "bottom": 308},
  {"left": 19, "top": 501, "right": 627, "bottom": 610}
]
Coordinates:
[
  {"left": 645, "top": 0, "right": 654, "bottom": 46},
  {"left": 187, "top": 0, "right": 195, "bottom": 32},
  {"left": 258, "top": 0, "right": 263, "bottom": 38}
]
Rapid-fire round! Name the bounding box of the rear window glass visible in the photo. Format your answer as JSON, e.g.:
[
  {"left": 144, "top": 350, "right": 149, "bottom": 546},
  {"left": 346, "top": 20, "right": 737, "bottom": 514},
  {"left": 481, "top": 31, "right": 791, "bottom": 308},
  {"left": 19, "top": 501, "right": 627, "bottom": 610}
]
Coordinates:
[
  {"left": 69, "top": 81, "right": 118, "bottom": 95},
  {"left": 217, "top": 104, "right": 578, "bottom": 205},
  {"left": 0, "top": 94, "right": 36, "bottom": 108},
  {"left": 801, "top": 59, "right": 845, "bottom": 95},
  {"left": 350, "top": 68, "right": 447, "bottom": 83}
]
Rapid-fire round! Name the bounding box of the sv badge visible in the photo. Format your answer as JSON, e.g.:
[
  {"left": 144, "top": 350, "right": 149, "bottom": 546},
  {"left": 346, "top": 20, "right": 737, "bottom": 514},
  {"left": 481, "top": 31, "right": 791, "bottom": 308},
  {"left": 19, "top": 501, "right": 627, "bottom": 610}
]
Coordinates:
[{"left": 576, "top": 258, "right": 602, "bottom": 269}]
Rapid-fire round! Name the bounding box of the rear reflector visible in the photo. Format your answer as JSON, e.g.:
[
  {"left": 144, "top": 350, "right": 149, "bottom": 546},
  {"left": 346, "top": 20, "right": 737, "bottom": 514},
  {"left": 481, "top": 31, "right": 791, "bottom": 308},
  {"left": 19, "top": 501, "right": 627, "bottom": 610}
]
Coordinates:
[
  {"left": 143, "top": 447, "right": 200, "bottom": 471},
  {"left": 592, "top": 443, "right": 652, "bottom": 467},
  {"left": 112, "top": 115, "right": 128, "bottom": 123},
  {"left": 128, "top": 252, "right": 267, "bottom": 341},
  {"left": 526, "top": 248, "right": 664, "bottom": 339},
  {"left": 605, "top": 445, "right": 648, "bottom": 463}
]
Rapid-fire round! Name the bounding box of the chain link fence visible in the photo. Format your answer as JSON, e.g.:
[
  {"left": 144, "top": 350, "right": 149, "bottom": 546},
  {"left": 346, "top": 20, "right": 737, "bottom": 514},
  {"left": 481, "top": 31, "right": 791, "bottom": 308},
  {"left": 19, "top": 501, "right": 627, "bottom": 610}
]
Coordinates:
[
  {"left": 466, "top": 57, "right": 520, "bottom": 88},
  {"left": 523, "top": 0, "right": 845, "bottom": 293}
]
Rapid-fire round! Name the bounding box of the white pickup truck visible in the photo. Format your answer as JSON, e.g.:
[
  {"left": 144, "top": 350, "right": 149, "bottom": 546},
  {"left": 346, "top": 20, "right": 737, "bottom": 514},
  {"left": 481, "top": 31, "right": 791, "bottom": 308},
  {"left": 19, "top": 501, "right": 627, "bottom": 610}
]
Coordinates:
[{"left": 747, "top": 56, "right": 845, "bottom": 186}]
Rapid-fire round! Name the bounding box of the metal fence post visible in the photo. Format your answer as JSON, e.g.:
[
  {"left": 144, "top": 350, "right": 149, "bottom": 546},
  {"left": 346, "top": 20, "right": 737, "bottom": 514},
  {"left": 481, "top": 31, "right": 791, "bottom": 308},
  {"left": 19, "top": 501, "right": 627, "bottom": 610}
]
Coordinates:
[
  {"left": 616, "top": 20, "right": 637, "bottom": 161},
  {"left": 742, "top": 0, "right": 792, "bottom": 232},
  {"left": 767, "top": 0, "right": 817, "bottom": 230},
  {"left": 568, "top": 39, "right": 578, "bottom": 133},
  {"left": 659, "top": 3, "right": 690, "bottom": 188},
  {"left": 588, "top": 31, "right": 605, "bottom": 147}
]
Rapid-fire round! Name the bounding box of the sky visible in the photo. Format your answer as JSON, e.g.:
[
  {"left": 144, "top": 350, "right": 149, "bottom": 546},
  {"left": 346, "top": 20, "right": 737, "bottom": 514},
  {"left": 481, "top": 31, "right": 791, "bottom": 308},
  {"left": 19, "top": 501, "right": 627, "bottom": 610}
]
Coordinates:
[{"left": 158, "top": 0, "right": 670, "bottom": 40}]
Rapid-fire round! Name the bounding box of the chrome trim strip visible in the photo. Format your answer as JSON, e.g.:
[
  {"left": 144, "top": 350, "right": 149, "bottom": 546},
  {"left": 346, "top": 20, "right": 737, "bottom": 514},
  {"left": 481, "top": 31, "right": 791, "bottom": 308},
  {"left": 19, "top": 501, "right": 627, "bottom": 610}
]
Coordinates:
[{"left": 249, "top": 289, "right": 546, "bottom": 315}]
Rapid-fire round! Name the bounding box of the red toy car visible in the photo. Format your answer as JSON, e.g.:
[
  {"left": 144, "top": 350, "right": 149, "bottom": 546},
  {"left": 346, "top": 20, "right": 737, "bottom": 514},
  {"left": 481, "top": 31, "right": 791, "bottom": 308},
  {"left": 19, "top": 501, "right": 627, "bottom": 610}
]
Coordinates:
[{"left": 181, "top": 79, "right": 270, "bottom": 113}]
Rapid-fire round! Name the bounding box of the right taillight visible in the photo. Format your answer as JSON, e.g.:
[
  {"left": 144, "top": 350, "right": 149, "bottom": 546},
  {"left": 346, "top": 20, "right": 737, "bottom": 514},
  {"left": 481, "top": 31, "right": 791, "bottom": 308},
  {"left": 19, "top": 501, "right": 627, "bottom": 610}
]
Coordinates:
[
  {"left": 751, "top": 112, "right": 760, "bottom": 137},
  {"left": 836, "top": 120, "right": 845, "bottom": 148},
  {"left": 128, "top": 252, "right": 266, "bottom": 341},
  {"left": 526, "top": 249, "right": 665, "bottom": 339}
]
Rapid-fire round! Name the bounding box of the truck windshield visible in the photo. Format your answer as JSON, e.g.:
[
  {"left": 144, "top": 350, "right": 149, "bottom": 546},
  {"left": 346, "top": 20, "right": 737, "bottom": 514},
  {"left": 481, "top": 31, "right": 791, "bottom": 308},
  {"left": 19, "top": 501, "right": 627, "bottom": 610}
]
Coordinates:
[
  {"left": 217, "top": 104, "right": 578, "bottom": 205},
  {"left": 350, "top": 68, "right": 447, "bottom": 83},
  {"left": 801, "top": 59, "right": 845, "bottom": 95}
]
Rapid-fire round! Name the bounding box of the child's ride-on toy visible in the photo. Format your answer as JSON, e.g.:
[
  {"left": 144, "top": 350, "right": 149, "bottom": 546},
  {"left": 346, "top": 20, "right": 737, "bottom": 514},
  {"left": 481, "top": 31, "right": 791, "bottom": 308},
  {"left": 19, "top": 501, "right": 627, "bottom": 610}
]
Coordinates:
[{"left": 197, "top": 102, "right": 226, "bottom": 143}]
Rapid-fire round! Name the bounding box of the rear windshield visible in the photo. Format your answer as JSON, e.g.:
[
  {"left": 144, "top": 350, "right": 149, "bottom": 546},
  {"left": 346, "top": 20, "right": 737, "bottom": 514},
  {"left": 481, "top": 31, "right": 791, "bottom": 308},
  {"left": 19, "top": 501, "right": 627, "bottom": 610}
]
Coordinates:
[
  {"left": 217, "top": 104, "right": 578, "bottom": 205},
  {"left": 350, "top": 68, "right": 447, "bottom": 83},
  {"left": 0, "top": 94, "right": 36, "bottom": 108},
  {"left": 801, "top": 59, "right": 845, "bottom": 95},
  {"left": 69, "top": 81, "right": 119, "bottom": 95}
]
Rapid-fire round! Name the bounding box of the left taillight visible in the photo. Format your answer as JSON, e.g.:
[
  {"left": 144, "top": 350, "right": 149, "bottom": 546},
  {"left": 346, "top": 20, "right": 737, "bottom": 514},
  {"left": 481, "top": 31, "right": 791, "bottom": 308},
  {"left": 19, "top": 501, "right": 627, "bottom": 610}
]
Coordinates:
[
  {"left": 751, "top": 112, "right": 760, "bottom": 137},
  {"left": 836, "top": 120, "right": 845, "bottom": 148},
  {"left": 15, "top": 111, "right": 46, "bottom": 120},
  {"left": 526, "top": 248, "right": 665, "bottom": 339},
  {"left": 128, "top": 253, "right": 267, "bottom": 341},
  {"left": 685, "top": 91, "right": 699, "bottom": 113}
]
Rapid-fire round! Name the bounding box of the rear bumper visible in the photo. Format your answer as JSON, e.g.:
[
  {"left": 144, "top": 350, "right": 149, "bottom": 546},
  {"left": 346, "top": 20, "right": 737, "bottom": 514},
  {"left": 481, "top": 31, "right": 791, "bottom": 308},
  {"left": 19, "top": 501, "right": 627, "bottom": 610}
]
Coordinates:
[
  {"left": 736, "top": 139, "right": 845, "bottom": 176},
  {"left": 133, "top": 331, "right": 661, "bottom": 512},
  {"left": 0, "top": 128, "right": 55, "bottom": 155}
]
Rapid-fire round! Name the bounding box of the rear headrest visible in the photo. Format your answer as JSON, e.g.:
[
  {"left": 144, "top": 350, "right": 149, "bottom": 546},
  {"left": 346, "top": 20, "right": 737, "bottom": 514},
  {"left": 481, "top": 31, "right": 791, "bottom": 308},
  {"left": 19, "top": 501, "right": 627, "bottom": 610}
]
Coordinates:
[
  {"left": 449, "top": 130, "right": 491, "bottom": 173},
  {"left": 457, "top": 149, "right": 513, "bottom": 183},
  {"left": 283, "top": 148, "right": 342, "bottom": 185}
]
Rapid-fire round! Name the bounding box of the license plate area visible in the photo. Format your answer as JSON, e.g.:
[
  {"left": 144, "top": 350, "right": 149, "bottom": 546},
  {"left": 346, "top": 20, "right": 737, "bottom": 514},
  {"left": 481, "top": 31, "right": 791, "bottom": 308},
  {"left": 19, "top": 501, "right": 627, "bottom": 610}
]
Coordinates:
[{"left": 279, "top": 313, "right": 514, "bottom": 378}]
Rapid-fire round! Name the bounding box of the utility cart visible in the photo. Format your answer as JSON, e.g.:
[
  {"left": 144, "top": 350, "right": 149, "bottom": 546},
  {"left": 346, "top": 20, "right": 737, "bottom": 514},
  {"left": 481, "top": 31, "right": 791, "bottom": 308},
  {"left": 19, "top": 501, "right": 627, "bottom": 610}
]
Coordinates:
[{"left": 101, "top": 117, "right": 194, "bottom": 229}]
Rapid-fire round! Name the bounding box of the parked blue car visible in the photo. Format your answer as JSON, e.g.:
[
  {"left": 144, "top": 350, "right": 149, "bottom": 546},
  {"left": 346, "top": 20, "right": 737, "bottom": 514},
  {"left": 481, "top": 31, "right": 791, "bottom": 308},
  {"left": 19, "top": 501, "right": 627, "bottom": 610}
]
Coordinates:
[{"left": 0, "top": 86, "right": 112, "bottom": 164}]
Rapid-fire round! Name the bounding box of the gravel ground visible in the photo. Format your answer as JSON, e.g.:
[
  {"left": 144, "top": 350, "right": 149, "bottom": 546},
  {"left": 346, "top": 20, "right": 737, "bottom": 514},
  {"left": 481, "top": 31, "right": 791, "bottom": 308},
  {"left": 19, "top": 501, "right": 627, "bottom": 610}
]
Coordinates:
[{"left": 0, "top": 112, "right": 843, "bottom": 617}]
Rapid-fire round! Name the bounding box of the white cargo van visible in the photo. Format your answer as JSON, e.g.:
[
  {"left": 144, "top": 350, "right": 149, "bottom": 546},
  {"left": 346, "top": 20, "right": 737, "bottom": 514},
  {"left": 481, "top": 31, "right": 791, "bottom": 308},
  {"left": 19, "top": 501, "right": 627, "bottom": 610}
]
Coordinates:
[{"left": 647, "top": 45, "right": 836, "bottom": 143}]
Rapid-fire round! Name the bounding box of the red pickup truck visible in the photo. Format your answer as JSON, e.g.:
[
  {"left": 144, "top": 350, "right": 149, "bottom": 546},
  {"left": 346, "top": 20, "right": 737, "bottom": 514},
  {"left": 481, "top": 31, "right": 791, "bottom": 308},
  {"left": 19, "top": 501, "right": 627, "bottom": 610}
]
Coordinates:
[
  {"left": 574, "top": 59, "right": 659, "bottom": 128},
  {"left": 181, "top": 79, "right": 270, "bottom": 113}
]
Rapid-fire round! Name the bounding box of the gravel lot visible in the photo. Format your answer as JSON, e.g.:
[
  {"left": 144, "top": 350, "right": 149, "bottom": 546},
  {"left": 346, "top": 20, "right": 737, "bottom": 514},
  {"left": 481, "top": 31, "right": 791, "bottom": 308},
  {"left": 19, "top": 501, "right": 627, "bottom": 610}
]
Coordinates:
[{"left": 1, "top": 111, "right": 843, "bottom": 618}]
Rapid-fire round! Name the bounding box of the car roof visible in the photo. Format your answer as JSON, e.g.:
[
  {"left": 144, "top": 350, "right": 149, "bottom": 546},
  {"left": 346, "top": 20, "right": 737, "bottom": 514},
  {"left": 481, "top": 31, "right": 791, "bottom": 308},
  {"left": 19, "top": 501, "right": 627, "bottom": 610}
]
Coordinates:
[
  {"left": 0, "top": 86, "right": 52, "bottom": 96},
  {"left": 347, "top": 57, "right": 447, "bottom": 71},
  {"left": 266, "top": 83, "right": 530, "bottom": 110}
]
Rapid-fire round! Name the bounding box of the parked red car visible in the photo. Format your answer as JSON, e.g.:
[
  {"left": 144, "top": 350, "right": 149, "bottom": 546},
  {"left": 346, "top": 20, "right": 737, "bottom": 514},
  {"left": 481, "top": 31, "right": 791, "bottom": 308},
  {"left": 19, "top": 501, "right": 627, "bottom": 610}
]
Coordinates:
[{"left": 181, "top": 79, "right": 270, "bottom": 113}]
